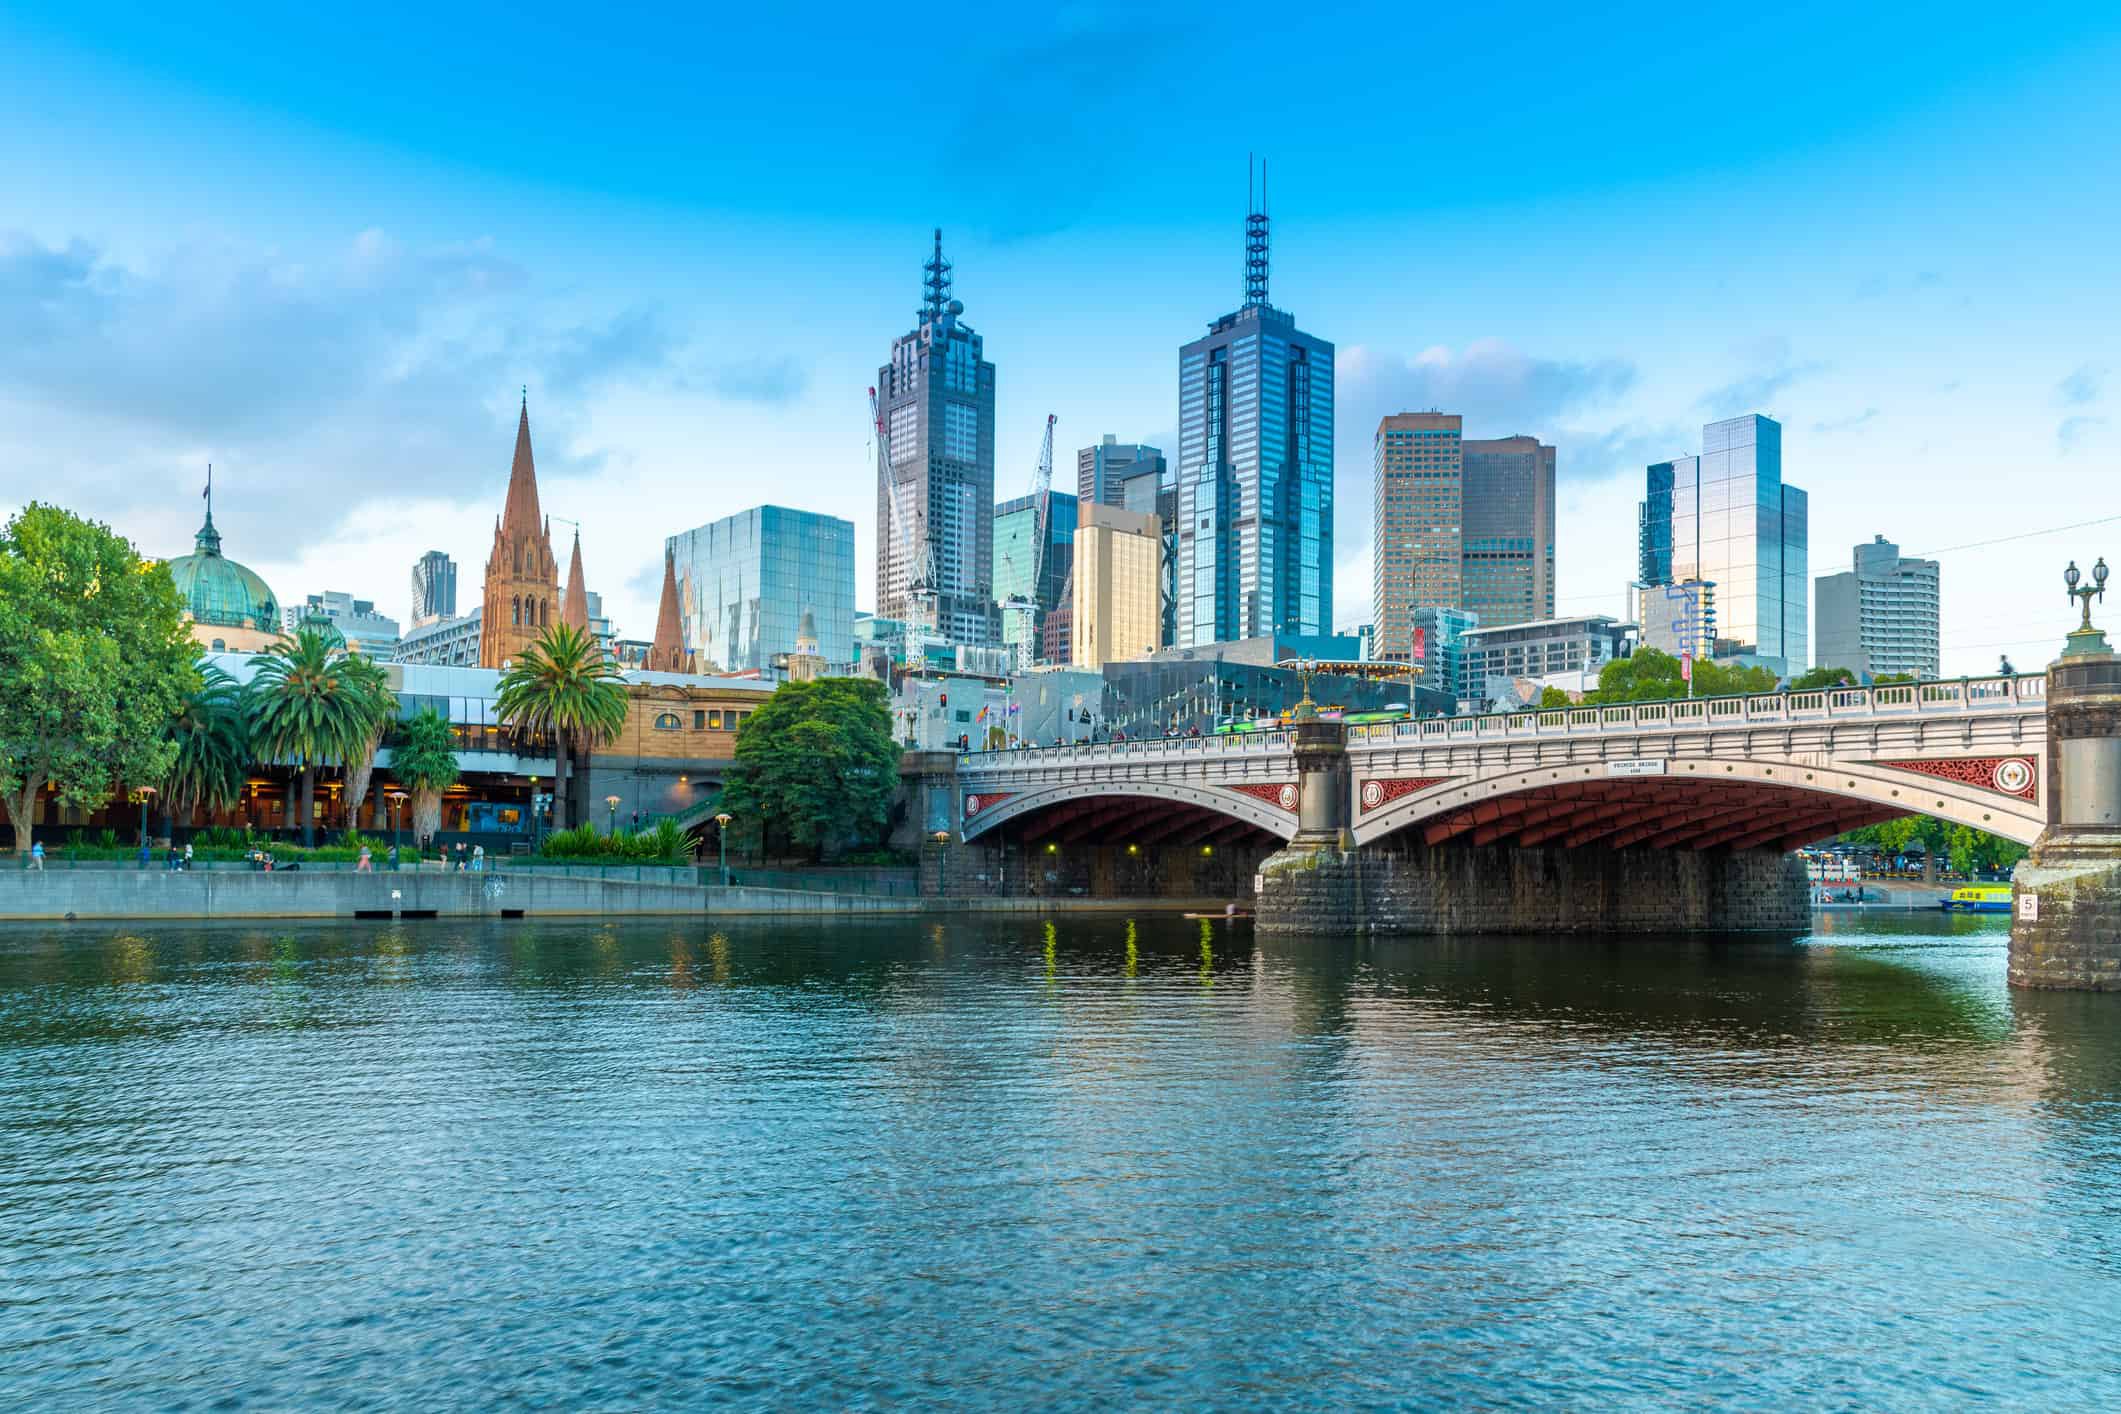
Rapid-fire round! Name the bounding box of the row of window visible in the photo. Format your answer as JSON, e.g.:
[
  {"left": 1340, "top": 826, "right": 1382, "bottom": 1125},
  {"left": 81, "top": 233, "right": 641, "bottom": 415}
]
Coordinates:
[{"left": 650, "top": 709, "right": 752, "bottom": 732}]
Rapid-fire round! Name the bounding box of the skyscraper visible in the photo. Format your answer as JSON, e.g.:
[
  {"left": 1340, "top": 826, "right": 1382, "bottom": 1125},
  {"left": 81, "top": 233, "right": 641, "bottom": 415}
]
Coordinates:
[
  {"left": 994, "top": 489, "right": 1077, "bottom": 666},
  {"left": 669, "top": 506, "right": 856, "bottom": 675},
  {"left": 410, "top": 551, "right": 457, "bottom": 626},
  {"left": 1175, "top": 187, "right": 1333, "bottom": 646},
  {"left": 1638, "top": 414, "right": 1810, "bottom": 673},
  {"left": 1077, "top": 436, "right": 1166, "bottom": 507},
  {"left": 1815, "top": 535, "right": 1940, "bottom": 679},
  {"left": 875, "top": 230, "right": 997, "bottom": 646},
  {"left": 1461, "top": 434, "right": 1555, "bottom": 628},
  {"left": 1371, "top": 412, "right": 1462, "bottom": 659},
  {"left": 1073, "top": 504, "right": 1163, "bottom": 670}
]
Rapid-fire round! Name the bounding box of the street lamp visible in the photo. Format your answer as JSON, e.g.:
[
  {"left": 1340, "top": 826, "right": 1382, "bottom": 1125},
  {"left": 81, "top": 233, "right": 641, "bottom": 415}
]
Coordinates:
[
  {"left": 133, "top": 786, "right": 157, "bottom": 857},
  {"left": 606, "top": 794, "right": 622, "bottom": 836},
  {"left": 2064, "top": 557, "right": 2112, "bottom": 656},
  {"left": 714, "top": 812, "right": 733, "bottom": 886},
  {"left": 384, "top": 790, "right": 407, "bottom": 851}
]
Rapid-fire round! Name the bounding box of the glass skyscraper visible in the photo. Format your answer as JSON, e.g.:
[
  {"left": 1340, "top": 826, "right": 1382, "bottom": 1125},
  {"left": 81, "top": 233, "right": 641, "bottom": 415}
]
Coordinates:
[
  {"left": 1176, "top": 205, "right": 1333, "bottom": 646},
  {"left": 1638, "top": 414, "right": 1809, "bottom": 673},
  {"left": 668, "top": 506, "right": 855, "bottom": 675},
  {"left": 1461, "top": 435, "right": 1555, "bottom": 629},
  {"left": 994, "top": 488, "right": 1077, "bottom": 665},
  {"left": 875, "top": 230, "right": 997, "bottom": 646}
]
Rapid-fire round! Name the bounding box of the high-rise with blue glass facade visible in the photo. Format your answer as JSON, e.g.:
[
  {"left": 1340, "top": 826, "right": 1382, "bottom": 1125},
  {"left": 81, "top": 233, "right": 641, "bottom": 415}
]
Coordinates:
[
  {"left": 668, "top": 506, "right": 855, "bottom": 675},
  {"left": 1638, "top": 414, "right": 1809, "bottom": 673},
  {"left": 1175, "top": 203, "right": 1333, "bottom": 646}
]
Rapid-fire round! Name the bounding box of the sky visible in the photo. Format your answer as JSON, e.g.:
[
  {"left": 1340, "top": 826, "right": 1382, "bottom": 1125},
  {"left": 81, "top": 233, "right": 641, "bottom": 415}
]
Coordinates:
[{"left": 3, "top": 0, "right": 2118, "bottom": 674}]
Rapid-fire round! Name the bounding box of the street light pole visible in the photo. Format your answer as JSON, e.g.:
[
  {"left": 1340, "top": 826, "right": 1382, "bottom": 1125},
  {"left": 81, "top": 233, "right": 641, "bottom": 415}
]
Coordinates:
[
  {"left": 134, "top": 787, "right": 157, "bottom": 859},
  {"left": 714, "top": 811, "right": 733, "bottom": 886},
  {"left": 606, "top": 794, "right": 622, "bottom": 837}
]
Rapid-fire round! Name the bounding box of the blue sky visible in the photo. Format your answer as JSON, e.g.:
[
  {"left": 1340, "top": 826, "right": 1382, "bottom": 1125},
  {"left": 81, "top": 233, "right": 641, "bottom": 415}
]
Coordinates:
[{"left": 3, "top": 1, "right": 2118, "bottom": 671}]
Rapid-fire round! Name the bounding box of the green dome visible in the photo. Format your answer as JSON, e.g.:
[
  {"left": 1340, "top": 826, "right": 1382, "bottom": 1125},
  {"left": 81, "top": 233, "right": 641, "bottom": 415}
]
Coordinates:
[{"left": 166, "top": 513, "right": 282, "bottom": 631}]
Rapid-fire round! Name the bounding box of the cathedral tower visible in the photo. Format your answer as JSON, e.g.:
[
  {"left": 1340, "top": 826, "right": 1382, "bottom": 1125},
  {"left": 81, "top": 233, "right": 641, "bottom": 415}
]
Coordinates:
[{"left": 478, "top": 396, "right": 561, "bottom": 668}]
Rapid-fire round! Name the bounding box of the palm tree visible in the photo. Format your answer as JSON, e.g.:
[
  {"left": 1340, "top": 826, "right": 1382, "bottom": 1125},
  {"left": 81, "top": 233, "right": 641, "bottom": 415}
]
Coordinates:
[
  {"left": 392, "top": 706, "right": 460, "bottom": 846},
  {"left": 495, "top": 623, "right": 627, "bottom": 831},
  {"left": 246, "top": 627, "right": 395, "bottom": 847},
  {"left": 338, "top": 653, "right": 396, "bottom": 835},
  {"left": 161, "top": 661, "right": 250, "bottom": 829}
]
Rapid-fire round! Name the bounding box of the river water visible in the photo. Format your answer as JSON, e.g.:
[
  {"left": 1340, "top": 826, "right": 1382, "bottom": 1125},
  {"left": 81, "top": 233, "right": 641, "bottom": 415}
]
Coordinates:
[{"left": 3, "top": 913, "right": 2119, "bottom": 1407}]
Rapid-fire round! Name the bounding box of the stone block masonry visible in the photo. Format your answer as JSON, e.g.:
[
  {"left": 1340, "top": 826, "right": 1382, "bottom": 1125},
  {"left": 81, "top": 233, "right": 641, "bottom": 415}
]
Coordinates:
[{"left": 1255, "top": 840, "right": 1809, "bottom": 936}]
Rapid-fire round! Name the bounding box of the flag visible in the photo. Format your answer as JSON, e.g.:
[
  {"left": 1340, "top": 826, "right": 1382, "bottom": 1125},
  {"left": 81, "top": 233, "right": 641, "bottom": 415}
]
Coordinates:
[
  {"left": 1413, "top": 627, "right": 1427, "bottom": 660},
  {"left": 1680, "top": 652, "right": 1693, "bottom": 682},
  {"left": 976, "top": 705, "right": 989, "bottom": 723}
]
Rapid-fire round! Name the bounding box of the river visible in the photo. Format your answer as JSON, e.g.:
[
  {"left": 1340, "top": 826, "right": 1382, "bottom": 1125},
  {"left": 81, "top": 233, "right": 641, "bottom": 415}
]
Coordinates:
[{"left": 3, "top": 913, "right": 2118, "bottom": 1406}]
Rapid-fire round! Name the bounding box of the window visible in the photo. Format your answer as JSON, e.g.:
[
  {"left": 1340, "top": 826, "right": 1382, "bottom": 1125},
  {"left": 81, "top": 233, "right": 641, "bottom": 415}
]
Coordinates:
[
  {"left": 653, "top": 712, "right": 681, "bottom": 731},
  {"left": 708, "top": 709, "right": 725, "bottom": 730},
  {"left": 210, "top": 638, "right": 225, "bottom": 652},
  {"left": 693, "top": 710, "right": 706, "bottom": 729}
]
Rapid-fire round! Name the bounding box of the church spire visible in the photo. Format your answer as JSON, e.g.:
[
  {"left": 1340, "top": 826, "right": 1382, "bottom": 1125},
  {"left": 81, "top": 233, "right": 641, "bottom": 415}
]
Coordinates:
[
  {"left": 500, "top": 397, "right": 543, "bottom": 541},
  {"left": 561, "top": 529, "right": 589, "bottom": 633},
  {"left": 644, "top": 548, "right": 687, "bottom": 673}
]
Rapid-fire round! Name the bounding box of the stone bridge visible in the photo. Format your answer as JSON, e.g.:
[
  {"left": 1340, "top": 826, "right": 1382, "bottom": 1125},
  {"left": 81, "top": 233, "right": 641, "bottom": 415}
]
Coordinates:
[{"left": 958, "top": 675, "right": 2050, "bottom": 852}]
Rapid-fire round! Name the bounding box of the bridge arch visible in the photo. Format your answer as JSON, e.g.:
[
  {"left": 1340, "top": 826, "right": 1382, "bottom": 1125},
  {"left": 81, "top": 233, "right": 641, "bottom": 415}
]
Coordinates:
[
  {"left": 1350, "top": 753, "right": 2045, "bottom": 852},
  {"left": 961, "top": 779, "right": 1298, "bottom": 846}
]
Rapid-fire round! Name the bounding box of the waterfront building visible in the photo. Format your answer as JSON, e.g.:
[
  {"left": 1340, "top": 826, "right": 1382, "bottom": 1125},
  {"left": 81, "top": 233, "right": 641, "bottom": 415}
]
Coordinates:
[
  {"left": 1461, "top": 435, "right": 1556, "bottom": 629},
  {"left": 668, "top": 506, "right": 855, "bottom": 675},
  {"left": 1072, "top": 504, "right": 1163, "bottom": 670},
  {"left": 875, "top": 230, "right": 998, "bottom": 647},
  {"left": 1815, "top": 535, "right": 1941, "bottom": 679},
  {"left": 410, "top": 551, "right": 457, "bottom": 626},
  {"left": 1076, "top": 435, "right": 1166, "bottom": 508},
  {"left": 1372, "top": 412, "right": 1462, "bottom": 659},
  {"left": 993, "top": 488, "right": 1077, "bottom": 666},
  {"left": 1637, "top": 579, "right": 1718, "bottom": 662},
  {"left": 286, "top": 591, "right": 400, "bottom": 657},
  {"left": 164, "top": 478, "right": 283, "bottom": 654},
  {"left": 1638, "top": 414, "right": 1809, "bottom": 673},
  {"left": 395, "top": 607, "right": 483, "bottom": 667},
  {"left": 478, "top": 398, "right": 561, "bottom": 669},
  {"left": 1176, "top": 199, "right": 1333, "bottom": 645},
  {"left": 1462, "top": 614, "right": 1636, "bottom": 702}
]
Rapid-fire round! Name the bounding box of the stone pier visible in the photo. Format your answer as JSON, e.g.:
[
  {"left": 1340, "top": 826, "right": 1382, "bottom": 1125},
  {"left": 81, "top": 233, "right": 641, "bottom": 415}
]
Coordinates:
[{"left": 2012, "top": 638, "right": 2121, "bottom": 990}]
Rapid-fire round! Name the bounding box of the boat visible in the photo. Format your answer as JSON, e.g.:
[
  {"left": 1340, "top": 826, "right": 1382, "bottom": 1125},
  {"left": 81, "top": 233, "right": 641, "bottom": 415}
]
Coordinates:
[{"left": 1940, "top": 884, "right": 2012, "bottom": 914}]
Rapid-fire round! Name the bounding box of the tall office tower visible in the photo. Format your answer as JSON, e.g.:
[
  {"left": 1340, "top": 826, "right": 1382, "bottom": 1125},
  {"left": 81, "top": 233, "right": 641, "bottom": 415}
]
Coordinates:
[
  {"left": 1638, "top": 414, "right": 1809, "bottom": 673},
  {"left": 875, "top": 230, "right": 998, "bottom": 646},
  {"left": 1077, "top": 435, "right": 1167, "bottom": 507},
  {"left": 1815, "top": 535, "right": 1940, "bottom": 679},
  {"left": 669, "top": 506, "right": 856, "bottom": 674},
  {"left": 1175, "top": 188, "right": 1334, "bottom": 645},
  {"left": 994, "top": 489, "right": 1078, "bottom": 665},
  {"left": 1371, "top": 413, "right": 1462, "bottom": 659},
  {"left": 410, "top": 551, "right": 457, "bottom": 626},
  {"left": 1461, "top": 435, "right": 1556, "bottom": 628},
  {"left": 1117, "top": 464, "right": 1179, "bottom": 647},
  {"left": 1072, "top": 504, "right": 1163, "bottom": 670}
]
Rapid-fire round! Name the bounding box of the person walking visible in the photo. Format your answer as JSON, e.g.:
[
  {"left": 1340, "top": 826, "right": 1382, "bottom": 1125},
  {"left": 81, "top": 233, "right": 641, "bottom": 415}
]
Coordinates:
[
  {"left": 387, "top": 843, "right": 399, "bottom": 872},
  {"left": 26, "top": 840, "right": 44, "bottom": 872},
  {"left": 471, "top": 844, "right": 485, "bottom": 873},
  {"left": 182, "top": 842, "right": 193, "bottom": 871},
  {"left": 356, "top": 845, "right": 373, "bottom": 873}
]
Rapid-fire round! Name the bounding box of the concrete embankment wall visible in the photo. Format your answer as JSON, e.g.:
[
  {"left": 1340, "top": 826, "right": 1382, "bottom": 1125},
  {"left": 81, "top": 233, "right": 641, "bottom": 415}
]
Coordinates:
[
  {"left": 0, "top": 871, "right": 1233, "bottom": 922},
  {"left": 1256, "top": 842, "right": 1810, "bottom": 936}
]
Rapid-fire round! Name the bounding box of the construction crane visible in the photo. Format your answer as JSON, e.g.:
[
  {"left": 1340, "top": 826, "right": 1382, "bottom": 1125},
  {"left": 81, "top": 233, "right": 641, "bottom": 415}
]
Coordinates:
[
  {"left": 869, "top": 384, "right": 937, "bottom": 631},
  {"left": 1028, "top": 413, "right": 1057, "bottom": 599}
]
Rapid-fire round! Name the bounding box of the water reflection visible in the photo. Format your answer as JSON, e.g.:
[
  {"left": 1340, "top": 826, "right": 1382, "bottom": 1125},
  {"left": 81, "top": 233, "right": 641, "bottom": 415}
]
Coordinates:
[{"left": 1, "top": 913, "right": 2119, "bottom": 1406}]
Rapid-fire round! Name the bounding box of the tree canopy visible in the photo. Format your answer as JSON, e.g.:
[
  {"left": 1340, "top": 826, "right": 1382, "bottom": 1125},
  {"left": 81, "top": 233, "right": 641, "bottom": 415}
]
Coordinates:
[
  {"left": 0, "top": 504, "right": 196, "bottom": 843},
  {"left": 716, "top": 677, "right": 901, "bottom": 858},
  {"left": 162, "top": 661, "right": 251, "bottom": 821},
  {"left": 495, "top": 623, "right": 626, "bottom": 829},
  {"left": 1787, "top": 666, "right": 1859, "bottom": 691},
  {"left": 246, "top": 627, "right": 394, "bottom": 846},
  {"left": 1838, "top": 817, "right": 2027, "bottom": 876},
  {"left": 1580, "top": 648, "right": 1780, "bottom": 704}
]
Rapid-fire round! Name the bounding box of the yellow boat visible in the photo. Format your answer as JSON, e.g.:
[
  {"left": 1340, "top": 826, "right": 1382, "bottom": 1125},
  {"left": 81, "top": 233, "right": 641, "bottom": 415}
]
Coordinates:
[{"left": 1941, "top": 884, "right": 2012, "bottom": 915}]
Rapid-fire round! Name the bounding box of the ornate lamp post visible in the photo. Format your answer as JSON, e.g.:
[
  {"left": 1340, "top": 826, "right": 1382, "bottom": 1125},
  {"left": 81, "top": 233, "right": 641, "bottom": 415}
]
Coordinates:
[
  {"left": 2063, "top": 557, "right": 2111, "bottom": 656},
  {"left": 714, "top": 812, "right": 733, "bottom": 886},
  {"left": 606, "top": 794, "right": 622, "bottom": 837},
  {"left": 133, "top": 786, "right": 157, "bottom": 857},
  {"left": 384, "top": 790, "right": 408, "bottom": 850}
]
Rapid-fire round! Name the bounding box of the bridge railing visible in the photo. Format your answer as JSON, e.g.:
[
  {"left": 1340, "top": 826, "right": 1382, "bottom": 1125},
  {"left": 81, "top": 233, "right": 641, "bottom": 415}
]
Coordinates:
[
  {"left": 1348, "top": 674, "right": 2043, "bottom": 746},
  {"left": 961, "top": 729, "right": 1293, "bottom": 770}
]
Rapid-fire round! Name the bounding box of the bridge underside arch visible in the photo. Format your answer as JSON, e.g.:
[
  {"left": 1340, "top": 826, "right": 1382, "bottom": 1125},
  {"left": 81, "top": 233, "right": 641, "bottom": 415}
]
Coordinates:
[
  {"left": 1354, "top": 755, "right": 2045, "bottom": 852},
  {"left": 962, "top": 780, "right": 1295, "bottom": 848}
]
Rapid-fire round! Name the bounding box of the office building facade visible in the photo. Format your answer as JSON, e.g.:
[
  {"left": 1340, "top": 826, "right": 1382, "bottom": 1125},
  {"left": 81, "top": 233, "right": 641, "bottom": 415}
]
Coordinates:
[
  {"left": 994, "top": 488, "right": 1078, "bottom": 667},
  {"left": 1638, "top": 579, "right": 1718, "bottom": 662},
  {"left": 1638, "top": 414, "right": 1809, "bottom": 673},
  {"left": 1118, "top": 463, "right": 1180, "bottom": 648},
  {"left": 395, "top": 607, "right": 483, "bottom": 667},
  {"left": 287, "top": 591, "right": 400, "bottom": 657},
  {"left": 1461, "top": 435, "right": 1555, "bottom": 629},
  {"left": 1463, "top": 614, "right": 1636, "bottom": 699},
  {"left": 1372, "top": 413, "right": 1463, "bottom": 659},
  {"left": 1072, "top": 504, "right": 1163, "bottom": 670},
  {"left": 410, "top": 551, "right": 457, "bottom": 627},
  {"left": 1176, "top": 205, "right": 1333, "bottom": 646},
  {"left": 876, "top": 230, "right": 997, "bottom": 645},
  {"left": 1815, "top": 535, "right": 1940, "bottom": 679},
  {"left": 669, "top": 506, "right": 855, "bottom": 676},
  {"left": 1077, "top": 436, "right": 1166, "bottom": 507}
]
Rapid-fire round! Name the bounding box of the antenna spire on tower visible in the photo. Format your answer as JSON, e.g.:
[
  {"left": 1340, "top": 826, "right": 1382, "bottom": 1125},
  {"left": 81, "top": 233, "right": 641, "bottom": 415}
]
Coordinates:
[
  {"left": 1245, "top": 155, "right": 1271, "bottom": 308},
  {"left": 922, "top": 228, "right": 953, "bottom": 324}
]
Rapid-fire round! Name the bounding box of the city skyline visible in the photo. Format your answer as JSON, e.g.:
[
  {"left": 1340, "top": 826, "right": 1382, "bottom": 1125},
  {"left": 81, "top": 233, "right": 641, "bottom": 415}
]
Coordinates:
[{"left": 3, "top": 5, "right": 2118, "bottom": 673}]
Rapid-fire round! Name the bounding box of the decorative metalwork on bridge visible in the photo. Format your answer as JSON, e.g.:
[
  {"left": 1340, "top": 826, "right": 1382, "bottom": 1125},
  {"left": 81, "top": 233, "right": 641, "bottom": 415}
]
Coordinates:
[
  {"left": 1873, "top": 755, "right": 2038, "bottom": 803},
  {"left": 2063, "top": 556, "right": 2111, "bottom": 657}
]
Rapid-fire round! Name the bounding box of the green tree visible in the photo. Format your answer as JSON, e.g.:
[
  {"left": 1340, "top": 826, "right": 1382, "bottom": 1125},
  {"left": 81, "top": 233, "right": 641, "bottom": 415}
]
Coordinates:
[
  {"left": 1788, "top": 666, "right": 1858, "bottom": 691},
  {"left": 162, "top": 661, "right": 250, "bottom": 827},
  {"left": 1580, "top": 648, "right": 1779, "bottom": 705},
  {"left": 1536, "top": 686, "right": 1574, "bottom": 709},
  {"left": 390, "top": 706, "right": 461, "bottom": 845},
  {"left": 1872, "top": 672, "right": 1917, "bottom": 685},
  {"left": 716, "top": 677, "right": 901, "bottom": 860},
  {"left": 246, "top": 627, "right": 395, "bottom": 847},
  {"left": 0, "top": 504, "right": 194, "bottom": 848},
  {"left": 495, "top": 623, "right": 627, "bottom": 830}
]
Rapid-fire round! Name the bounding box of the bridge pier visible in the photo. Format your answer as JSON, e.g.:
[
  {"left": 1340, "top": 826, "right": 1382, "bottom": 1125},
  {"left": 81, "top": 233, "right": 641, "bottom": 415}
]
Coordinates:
[{"left": 2012, "top": 636, "right": 2121, "bottom": 989}]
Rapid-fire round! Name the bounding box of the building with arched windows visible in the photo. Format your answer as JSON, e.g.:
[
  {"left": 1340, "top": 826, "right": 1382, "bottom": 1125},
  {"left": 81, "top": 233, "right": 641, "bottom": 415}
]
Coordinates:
[{"left": 478, "top": 397, "right": 561, "bottom": 669}]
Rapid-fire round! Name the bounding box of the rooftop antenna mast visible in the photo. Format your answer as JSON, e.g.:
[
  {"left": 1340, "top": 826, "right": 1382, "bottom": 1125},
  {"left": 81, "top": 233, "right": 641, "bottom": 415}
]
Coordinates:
[
  {"left": 921, "top": 228, "right": 952, "bottom": 325},
  {"left": 1245, "top": 154, "right": 1270, "bottom": 308}
]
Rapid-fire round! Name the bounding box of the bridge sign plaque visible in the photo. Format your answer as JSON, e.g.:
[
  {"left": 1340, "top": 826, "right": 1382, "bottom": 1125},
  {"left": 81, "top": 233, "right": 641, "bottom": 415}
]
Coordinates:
[{"left": 1606, "top": 759, "right": 1667, "bottom": 777}]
